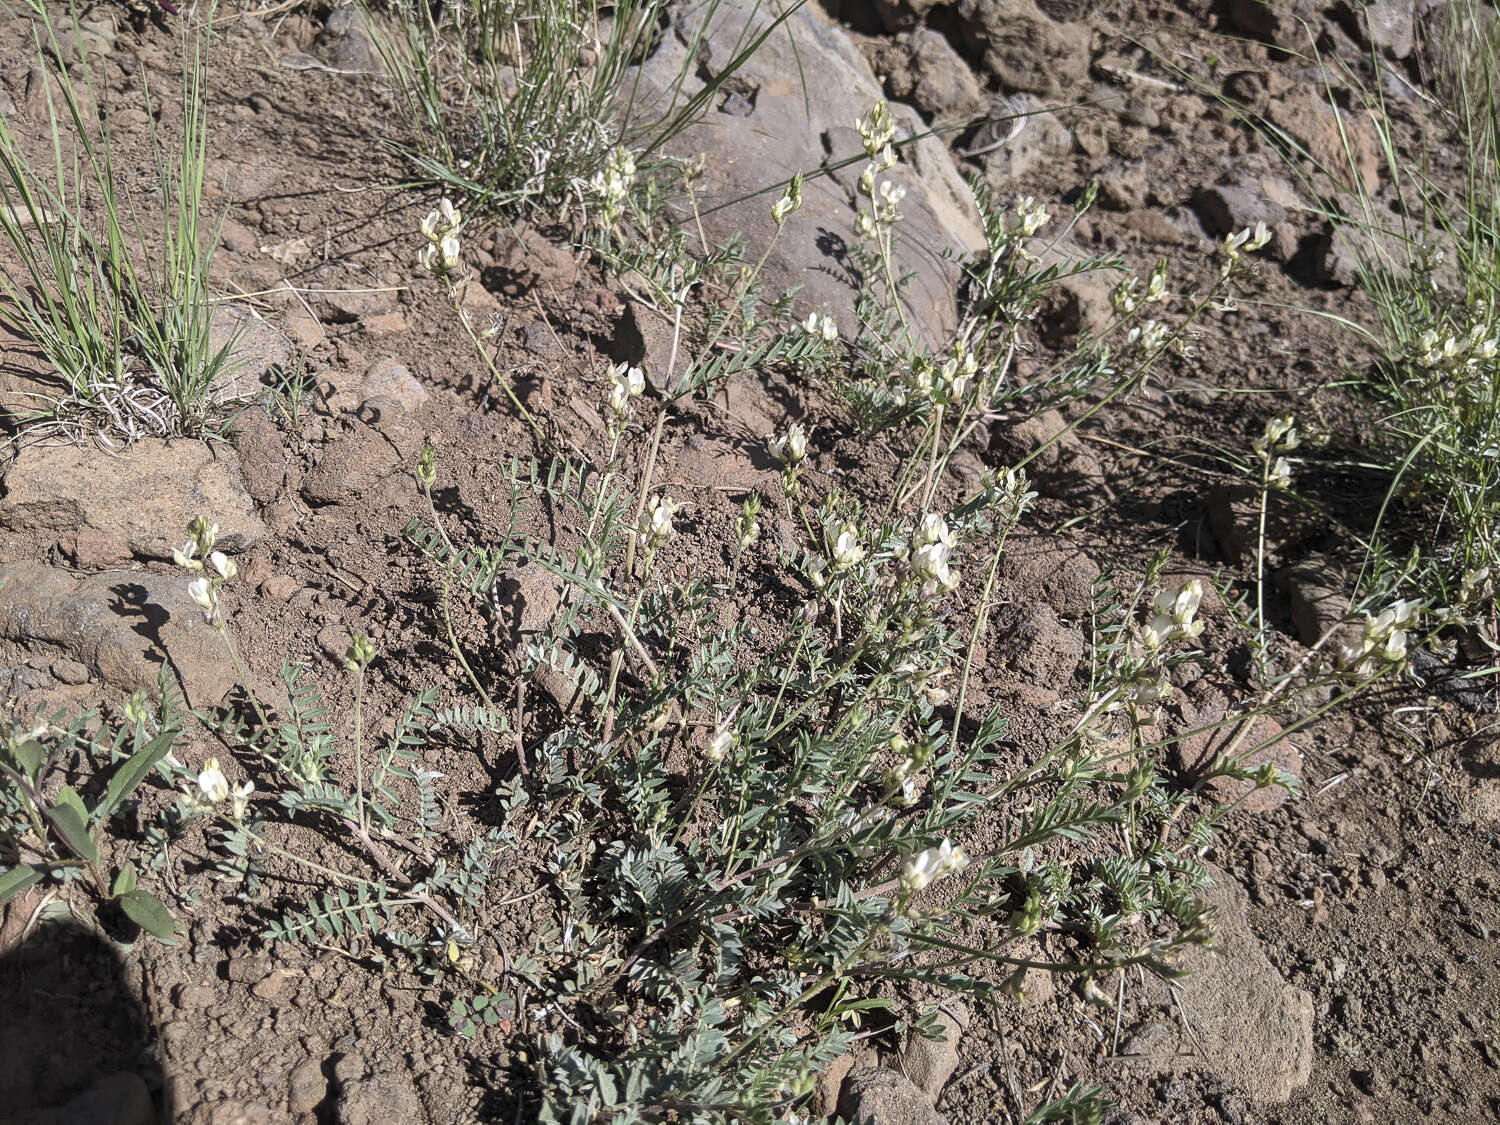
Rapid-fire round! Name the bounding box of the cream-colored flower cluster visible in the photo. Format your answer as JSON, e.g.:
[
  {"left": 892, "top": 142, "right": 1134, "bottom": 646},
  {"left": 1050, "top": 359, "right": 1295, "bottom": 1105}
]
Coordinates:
[
  {"left": 606, "top": 362, "right": 645, "bottom": 423},
  {"left": 418, "top": 198, "right": 462, "bottom": 277},
  {"left": 590, "top": 147, "right": 637, "bottom": 226},
  {"left": 908, "top": 512, "right": 959, "bottom": 595},
  {"left": 1143, "top": 580, "right": 1205, "bottom": 649},
  {"left": 900, "top": 839, "right": 967, "bottom": 897},
  {"left": 1110, "top": 259, "right": 1169, "bottom": 315},
  {"left": 173, "top": 516, "right": 234, "bottom": 626},
  {"left": 853, "top": 101, "right": 900, "bottom": 237},
  {"left": 771, "top": 421, "right": 809, "bottom": 499},
  {"left": 640, "top": 494, "right": 678, "bottom": 549},
  {"left": 801, "top": 312, "right": 837, "bottom": 343},
  {"left": 1219, "top": 221, "right": 1271, "bottom": 277},
  {"left": 1254, "top": 413, "right": 1300, "bottom": 492},
  {"left": 1340, "top": 598, "right": 1419, "bottom": 680},
  {"left": 180, "top": 757, "right": 253, "bottom": 820}
]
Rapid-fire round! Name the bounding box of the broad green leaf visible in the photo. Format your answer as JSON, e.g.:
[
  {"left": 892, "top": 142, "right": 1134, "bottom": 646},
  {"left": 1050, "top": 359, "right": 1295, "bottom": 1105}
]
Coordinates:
[
  {"left": 12, "top": 739, "right": 45, "bottom": 781},
  {"left": 111, "top": 861, "right": 138, "bottom": 897},
  {"left": 96, "top": 730, "right": 176, "bottom": 823},
  {"left": 0, "top": 864, "right": 45, "bottom": 906},
  {"left": 53, "top": 784, "right": 88, "bottom": 822},
  {"left": 117, "top": 889, "right": 178, "bottom": 942},
  {"left": 48, "top": 800, "right": 98, "bottom": 865}
]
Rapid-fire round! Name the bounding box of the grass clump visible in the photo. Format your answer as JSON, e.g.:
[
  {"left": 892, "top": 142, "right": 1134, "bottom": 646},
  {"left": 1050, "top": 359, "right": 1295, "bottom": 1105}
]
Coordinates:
[
  {"left": 371, "top": 0, "right": 799, "bottom": 217},
  {"left": 0, "top": 2, "right": 235, "bottom": 440}
]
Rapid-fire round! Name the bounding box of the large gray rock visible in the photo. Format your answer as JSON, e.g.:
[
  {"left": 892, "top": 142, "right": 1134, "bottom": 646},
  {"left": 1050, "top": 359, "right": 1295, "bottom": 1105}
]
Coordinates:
[
  {"left": 0, "top": 440, "right": 266, "bottom": 559},
  {"left": 634, "top": 0, "right": 983, "bottom": 348},
  {"left": 0, "top": 562, "right": 237, "bottom": 707}
]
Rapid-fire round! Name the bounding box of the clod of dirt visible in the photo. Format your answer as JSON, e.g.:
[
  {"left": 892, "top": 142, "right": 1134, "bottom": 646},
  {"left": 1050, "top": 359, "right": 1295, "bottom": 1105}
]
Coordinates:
[
  {"left": 1277, "top": 559, "right": 1355, "bottom": 647},
  {"left": 898, "top": 1001, "right": 969, "bottom": 1104},
  {"left": 1170, "top": 865, "right": 1315, "bottom": 1103},
  {"left": 0, "top": 440, "right": 266, "bottom": 561},
  {"left": 1203, "top": 484, "right": 1323, "bottom": 565},
  {"left": 229, "top": 407, "right": 290, "bottom": 507},
  {"left": 1266, "top": 90, "right": 1381, "bottom": 195},
  {"left": 209, "top": 303, "right": 294, "bottom": 403},
  {"left": 995, "top": 601, "right": 1085, "bottom": 684},
  {"left": 868, "top": 29, "right": 986, "bottom": 123},
  {"left": 837, "top": 1066, "right": 951, "bottom": 1125},
  {"left": 285, "top": 1059, "right": 327, "bottom": 1115},
  {"left": 300, "top": 423, "right": 410, "bottom": 507},
  {"left": 633, "top": 0, "right": 981, "bottom": 347},
  {"left": 361, "top": 357, "right": 429, "bottom": 415},
  {"left": 975, "top": 94, "right": 1074, "bottom": 185},
  {"left": 1171, "top": 699, "right": 1301, "bottom": 814},
  {"left": 989, "top": 410, "right": 1105, "bottom": 503},
  {"left": 485, "top": 227, "right": 580, "bottom": 296},
  {"left": 812, "top": 1053, "right": 859, "bottom": 1118},
  {"left": 313, "top": 7, "right": 384, "bottom": 76},
  {"left": 56, "top": 528, "right": 132, "bottom": 571},
  {"left": 872, "top": 0, "right": 1089, "bottom": 101},
  {"left": 1191, "top": 181, "right": 1289, "bottom": 249},
  {"left": 1358, "top": 1, "right": 1417, "bottom": 59},
  {"left": 998, "top": 534, "right": 1100, "bottom": 619},
  {"left": 1223, "top": 0, "right": 1324, "bottom": 50},
  {"left": 615, "top": 301, "right": 679, "bottom": 395},
  {"left": 336, "top": 1067, "right": 423, "bottom": 1125}
]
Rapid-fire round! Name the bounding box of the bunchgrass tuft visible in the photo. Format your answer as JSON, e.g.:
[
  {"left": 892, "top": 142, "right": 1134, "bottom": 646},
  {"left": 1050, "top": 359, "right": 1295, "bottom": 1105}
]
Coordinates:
[{"left": 0, "top": 1, "right": 235, "bottom": 441}]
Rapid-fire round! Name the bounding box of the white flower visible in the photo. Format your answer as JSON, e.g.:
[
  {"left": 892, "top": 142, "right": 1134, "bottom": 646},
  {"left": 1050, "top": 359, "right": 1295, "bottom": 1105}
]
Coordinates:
[
  {"left": 207, "top": 551, "right": 236, "bottom": 581},
  {"left": 1268, "top": 457, "right": 1293, "bottom": 490},
  {"left": 622, "top": 365, "right": 645, "bottom": 397},
  {"left": 1153, "top": 580, "right": 1204, "bottom": 625},
  {"left": 879, "top": 180, "right": 906, "bottom": 207},
  {"left": 1144, "top": 581, "right": 1204, "bottom": 649},
  {"left": 912, "top": 541, "right": 950, "bottom": 583},
  {"left": 915, "top": 513, "right": 954, "bottom": 550},
  {"left": 1126, "top": 319, "right": 1168, "bottom": 353},
  {"left": 706, "top": 723, "right": 734, "bottom": 764},
  {"left": 187, "top": 577, "right": 217, "bottom": 621},
  {"left": 856, "top": 101, "right": 895, "bottom": 156},
  {"left": 899, "top": 839, "right": 968, "bottom": 896},
  {"left": 801, "top": 312, "right": 837, "bottom": 342},
  {"left": 827, "top": 522, "right": 865, "bottom": 571},
  {"left": 1379, "top": 629, "right": 1407, "bottom": 664},
  {"left": 229, "top": 780, "right": 254, "bottom": 820},
  {"left": 1143, "top": 613, "right": 1173, "bottom": 649},
  {"left": 771, "top": 174, "right": 802, "bottom": 227},
  {"left": 641, "top": 495, "right": 678, "bottom": 547},
  {"left": 1254, "top": 413, "right": 1299, "bottom": 456},
  {"left": 608, "top": 380, "right": 630, "bottom": 418},
  {"left": 770, "top": 422, "right": 808, "bottom": 466},
  {"left": 195, "top": 758, "right": 229, "bottom": 805}
]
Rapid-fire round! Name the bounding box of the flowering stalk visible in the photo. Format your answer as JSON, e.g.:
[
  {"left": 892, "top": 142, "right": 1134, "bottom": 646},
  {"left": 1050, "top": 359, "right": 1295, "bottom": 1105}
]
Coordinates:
[{"left": 417, "top": 198, "right": 543, "bottom": 440}]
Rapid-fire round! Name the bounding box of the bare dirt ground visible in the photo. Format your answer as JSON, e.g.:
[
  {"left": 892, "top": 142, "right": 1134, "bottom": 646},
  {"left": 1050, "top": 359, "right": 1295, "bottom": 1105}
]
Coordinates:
[{"left": 1, "top": 1, "right": 1497, "bottom": 1123}]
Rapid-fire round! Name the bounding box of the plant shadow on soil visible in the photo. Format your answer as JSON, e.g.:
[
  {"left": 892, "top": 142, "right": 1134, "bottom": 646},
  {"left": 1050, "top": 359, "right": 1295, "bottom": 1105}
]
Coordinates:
[{"left": 0, "top": 915, "right": 166, "bottom": 1124}]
